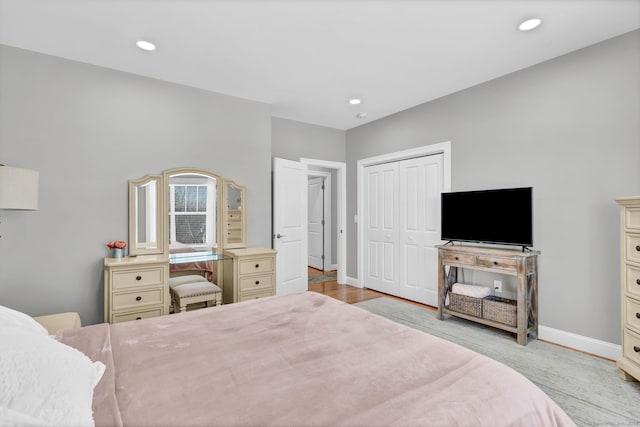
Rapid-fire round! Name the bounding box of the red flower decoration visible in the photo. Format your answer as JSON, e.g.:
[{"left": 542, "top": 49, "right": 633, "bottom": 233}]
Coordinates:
[{"left": 107, "top": 240, "right": 127, "bottom": 249}]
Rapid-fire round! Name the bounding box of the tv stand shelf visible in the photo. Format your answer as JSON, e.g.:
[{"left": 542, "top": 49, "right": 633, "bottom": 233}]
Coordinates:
[{"left": 436, "top": 244, "right": 540, "bottom": 345}]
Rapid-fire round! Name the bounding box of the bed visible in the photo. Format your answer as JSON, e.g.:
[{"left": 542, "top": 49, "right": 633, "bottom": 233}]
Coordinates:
[{"left": 2, "top": 292, "right": 575, "bottom": 426}]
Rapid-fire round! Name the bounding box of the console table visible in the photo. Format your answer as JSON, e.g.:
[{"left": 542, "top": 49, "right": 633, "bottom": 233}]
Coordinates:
[{"left": 436, "top": 245, "right": 540, "bottom": 345}]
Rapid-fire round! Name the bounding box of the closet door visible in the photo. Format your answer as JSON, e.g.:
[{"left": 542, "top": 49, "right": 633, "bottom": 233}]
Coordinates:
[
  {"left": 363, "top": 162, "right": 399, "bottom": 295},
  {"left": 398, "top": 154, "right": 444, "bottom": 306}
]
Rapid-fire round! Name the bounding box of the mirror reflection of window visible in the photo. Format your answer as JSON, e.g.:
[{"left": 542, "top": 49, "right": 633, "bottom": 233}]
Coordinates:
[
  {"left": 168, "top": 174, "right": 217, "bottom": 249},
  {"left": 136, "top": 180, "right": 157, "bottom": 244}
]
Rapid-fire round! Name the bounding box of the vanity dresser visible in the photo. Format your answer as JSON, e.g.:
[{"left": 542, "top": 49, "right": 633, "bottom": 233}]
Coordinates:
[
  {"left": 222, "top": 247, "right": 277, "bottom": 303},
  {"left": 103, "top": 255, "right": 169, "bottom": 323},
  {"left": 103, "top": 168, "right": 275, "bottom": 323},
  {"left": 617, "top": 196, "right": 640, "bottom": 381}
]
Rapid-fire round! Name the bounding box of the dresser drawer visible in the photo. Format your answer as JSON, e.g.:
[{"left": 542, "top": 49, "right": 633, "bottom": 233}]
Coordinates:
[
  {"left": 626, "top": 207, "right": 640, "bottom": 231},
  {"left": 627, "top": 265, "right": 640, "bottom": 299},
  {"left": 112, "top": 307, "right": 163, "bottom": 324},
  {"left": 625, "top": 297, "right": 640, "bottom": 334},
  {"left": 443, "top": 252, "right": 476, "bottom": 266},
  {"left": 623, "top": 328, "right": 640, "bottom": 367},
  {"left": 239, "top": 289, "right": 274, "bottom": 302},
  {"left": 112, "top": 266, "right": 165, "bottom": 290},
  {"left": 476, "top": 256, "right": 517, "bottom": 271},
  {"left": 626, "top": 234, "right": 640, "bottom": 265},
  {"left": 239, "top": 274, "right": 274, "bottom": 292},
  {"left": 113, "top": 288, "right": 163, "bottom": 311},
  {"left": 239, "top": 257, "right": 275, "bottom": 275},
  {"left": 227, "top": 211, "right": 241, "bottom": 220}
]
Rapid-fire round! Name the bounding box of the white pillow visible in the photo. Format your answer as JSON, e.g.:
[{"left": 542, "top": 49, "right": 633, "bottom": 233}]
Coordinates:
[
  {"left": 0, "top": 304, "right": 48, "bottom": 336},
  {"left": 0, "top": 324, "right": 105, "bottom": 426}
]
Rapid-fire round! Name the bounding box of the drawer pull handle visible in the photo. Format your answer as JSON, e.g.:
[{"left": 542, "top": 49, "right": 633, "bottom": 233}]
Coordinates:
[
  {"left": 255, "top": 264, "right": 260, "bottom": 268},
  {"left": 636, "top": 313, "right": 640, "bottom": 319},
  {"left": 255, "top": 280, "right": 260, "bottom": 285},
  {"left": 136, "top": 296, "right": 142, "bottom": 301},
  {"left": 136, "top": 275, "right": 142, "bottom": 281},
  {"left": 136, "top": 317, "right": 142, "bottom": 320},
  {"left": 635, "top": 346, "right": 640, "bottom": 353}
]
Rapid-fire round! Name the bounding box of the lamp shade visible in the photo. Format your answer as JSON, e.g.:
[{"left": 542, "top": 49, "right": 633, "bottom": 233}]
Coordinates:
[{"left": 0, "top": 165, "right": 39, "bottom": 210}]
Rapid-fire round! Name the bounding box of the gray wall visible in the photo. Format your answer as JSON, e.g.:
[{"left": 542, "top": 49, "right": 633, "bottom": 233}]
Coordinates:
[
  {"left": 0, "top": 45, "right": 272, "bottom": 326},
  {"left": 271, "top": 117, "right": 345, "bottom": 162},
  {"left": 346, "top": 30, "right": 640, "bottom": 344}
]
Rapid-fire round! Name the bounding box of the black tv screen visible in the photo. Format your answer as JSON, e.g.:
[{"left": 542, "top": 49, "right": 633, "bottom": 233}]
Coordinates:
[{"left": 441, "top": 187, "right": 533, "bottom": 247}]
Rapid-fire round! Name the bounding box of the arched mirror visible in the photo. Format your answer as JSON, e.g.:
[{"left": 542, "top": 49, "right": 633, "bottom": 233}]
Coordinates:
[
  {"left": 128, "top": 174, "right": 165, "bottom": 256},
  {"left": 164, "top": 168, "right": 221, "bottom": 254},
  {"left": 223, "top": 180, "right": 247, "bottom": 249}
]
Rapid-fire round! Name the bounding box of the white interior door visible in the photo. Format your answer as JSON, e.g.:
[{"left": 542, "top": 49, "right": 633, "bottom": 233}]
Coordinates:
[
  {"left": 398, "top": 154, "right": 444, "bottom": 306},
  {"left": 308, "top": 176, "right": 324, "bottom": 270},
  {"left": 273, "top": 157, "right": 308, "bottom": 295},
  {"left": 363, "top": 162, "right": 399, "bottom": 295}
]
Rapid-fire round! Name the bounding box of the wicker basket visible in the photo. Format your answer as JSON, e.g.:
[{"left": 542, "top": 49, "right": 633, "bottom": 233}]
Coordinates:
[
  {"left": 483, "top": 296, "right": 517, "bottom": 326},
  {"left": 448, "top": 292, "right": 482, "bottom": 317}
]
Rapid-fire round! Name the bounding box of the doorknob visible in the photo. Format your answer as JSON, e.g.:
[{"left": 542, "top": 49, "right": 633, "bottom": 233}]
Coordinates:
[{"left": 276, "top": 233, "right": 286, "bottom": 239}]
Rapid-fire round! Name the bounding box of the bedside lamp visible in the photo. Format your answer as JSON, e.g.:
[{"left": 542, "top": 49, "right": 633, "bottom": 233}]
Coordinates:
[{"left": 0, "top": 164, "right": 39, "bottom": 210}]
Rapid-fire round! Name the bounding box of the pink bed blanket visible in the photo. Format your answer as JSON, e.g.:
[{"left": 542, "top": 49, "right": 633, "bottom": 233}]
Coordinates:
[{"left": 59, "top": 292, "right": 575, "bottom": 426}]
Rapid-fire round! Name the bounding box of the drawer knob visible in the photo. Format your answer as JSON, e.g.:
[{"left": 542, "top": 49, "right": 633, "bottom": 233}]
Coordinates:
[
  {"left": 136, "top": 296, "right": 142, "bottom": 301},
  {"left": 637, "top": 279, "right": 640, "bottom": 285},
  {"left": 635, "top": 346, "right": 640, "bottom": 353},
  {"left": 136, "top": 317, "right": 142, "bottom": 320},
  {"left": 136, "top": 275, "right": 142, "bottom": 281},
  {"left": 455, "top": 257, "right": 459, "bottom": 261},
  {"left": 636, "top": 313, "right": 640, "bottom": 319},
  {"left": 255, "top": 280, "right": 260, "bottom": 285},
  {"left": 255, "top": 264, "right": 260, "bottom": 268},
  {"left": 493, "top": 261, "right": 498, "bottom": 265},
  {"left": 636, "top": 245, "right": 640, "bottom": 252}
]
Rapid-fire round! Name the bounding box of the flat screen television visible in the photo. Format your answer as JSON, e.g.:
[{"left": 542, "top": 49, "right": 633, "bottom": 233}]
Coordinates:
[{"left": 441, "top": 187, "right": 533, "bottom": 248}]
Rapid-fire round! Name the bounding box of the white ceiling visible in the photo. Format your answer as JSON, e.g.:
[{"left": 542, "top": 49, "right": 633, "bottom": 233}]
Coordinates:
[{"left": 1, "top": 1, "right": 639, "bottom": 130}]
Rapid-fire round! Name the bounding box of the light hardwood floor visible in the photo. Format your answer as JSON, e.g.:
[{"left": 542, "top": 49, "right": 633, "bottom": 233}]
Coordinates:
[{"left": 307, "top": 267, "right": 434, "bottom": 310}]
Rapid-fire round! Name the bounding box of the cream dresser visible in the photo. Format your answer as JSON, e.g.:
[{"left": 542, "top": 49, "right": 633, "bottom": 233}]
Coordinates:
[
  {"left": 104, "top": 255, "right": 169, "bottom": 324},
  {"left": 222, "top": 247, "right": 276, "bottom": 303},
  {"left": 617, "top": 196, "right": 640, "bottom": 381}
]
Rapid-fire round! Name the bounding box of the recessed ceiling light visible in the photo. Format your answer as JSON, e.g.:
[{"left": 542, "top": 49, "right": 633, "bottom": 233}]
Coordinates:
[
  {"left": 136, "top": 40, "right": 156, "bottom": 51},
  {"left": 349, "top": 98, "right": 361, "bottom": 105},
  {"left": 356, "top": 112, "right": 367, "bottom": 119},
  {"left": 518, "top": 18, "right": 542, "bottom": 32}
]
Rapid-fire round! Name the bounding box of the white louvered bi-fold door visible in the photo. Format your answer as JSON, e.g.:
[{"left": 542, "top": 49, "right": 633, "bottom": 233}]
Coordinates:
[{"left": 364, "top": 153, "right": 444, "bottom": 306}]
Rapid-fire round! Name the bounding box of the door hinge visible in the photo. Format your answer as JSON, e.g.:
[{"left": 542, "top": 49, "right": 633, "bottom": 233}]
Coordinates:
[
  {"left": 322, "top": 184, "right": 325, "bottom": 190},
  {"left": 321, "top": 219, "right": 325, "bottom": 225},
  {"left": 321, "top": 255, "right": 325, "bottom": 260}
]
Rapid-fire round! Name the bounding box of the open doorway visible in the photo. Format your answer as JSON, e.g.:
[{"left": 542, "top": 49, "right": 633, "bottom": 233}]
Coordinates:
[
  {"left": 301, "top": 158, "right": 346, "bottom": 285},
  {"left": 272, "top": 157, "right": 346, "bottom": 295},
  {"left": 307, "top": 170, "right": 335, "bottom": 284}
]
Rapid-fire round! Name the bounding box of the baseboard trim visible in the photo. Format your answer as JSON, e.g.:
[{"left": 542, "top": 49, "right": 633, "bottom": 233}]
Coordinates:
[
  {"left": 345, "top": 276, "right": 362, "bottom": 288},
  {"left": 342, "top": 278, "right": 620, "bottom": 360},
  {"left": 538, "top": 325, "right": 620, "bottom": 361}
]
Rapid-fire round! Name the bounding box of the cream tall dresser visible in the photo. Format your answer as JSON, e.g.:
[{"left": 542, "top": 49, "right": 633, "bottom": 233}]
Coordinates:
[
  {"left": 104, "top": 255, "right": 169, "bottom": 324},
  {"left": 617, "top": 196, "right": 640, "bottom": 381},
  {"left": 223, "top": 247, "right": 276, "bottom": 303}
]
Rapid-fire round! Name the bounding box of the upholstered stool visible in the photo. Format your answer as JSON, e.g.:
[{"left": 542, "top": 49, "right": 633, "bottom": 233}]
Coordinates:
[{"left": 169, "top": 275, "right": 222, "bottom": 313}]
